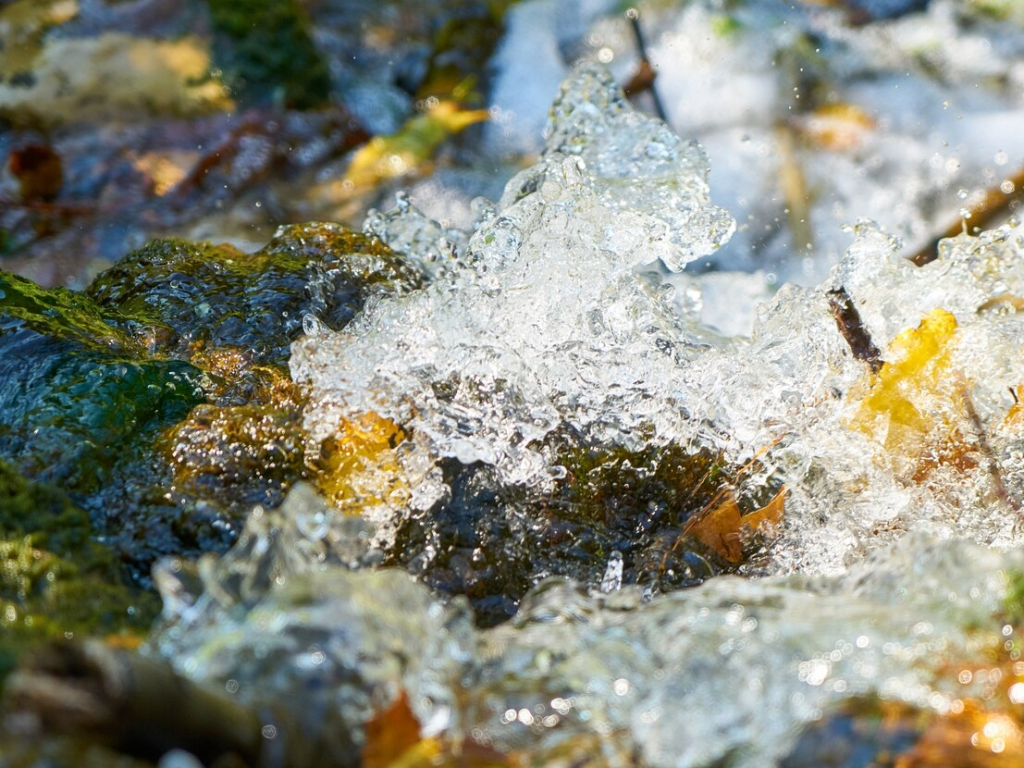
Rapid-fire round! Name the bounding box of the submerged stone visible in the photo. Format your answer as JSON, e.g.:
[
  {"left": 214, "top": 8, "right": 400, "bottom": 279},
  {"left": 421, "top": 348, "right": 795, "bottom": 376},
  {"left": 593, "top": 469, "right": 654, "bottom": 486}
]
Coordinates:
[{"left": 388, "top": 440, "right": 781, "bottom": 626}]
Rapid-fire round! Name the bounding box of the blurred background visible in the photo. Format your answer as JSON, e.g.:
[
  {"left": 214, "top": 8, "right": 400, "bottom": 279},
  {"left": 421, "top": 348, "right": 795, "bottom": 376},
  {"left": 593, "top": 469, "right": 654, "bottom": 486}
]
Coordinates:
[{"left": 1, "top": 0, "right": 1022, "bottom": 311}]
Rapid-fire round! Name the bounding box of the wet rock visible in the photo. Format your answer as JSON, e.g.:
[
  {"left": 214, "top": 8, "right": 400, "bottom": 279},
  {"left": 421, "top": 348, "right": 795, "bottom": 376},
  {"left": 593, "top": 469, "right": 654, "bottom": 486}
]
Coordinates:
[
  {"left": 0, "top": 459, "right": 158, "bottom": 680},
  {"left": 87, "top": 222, "right": 421, "bottom": 368},
  {"left": 0, "top": 269, "right": 205, "bottom": 491},
  {"left": 206, "top": 0, "right": 332, "bottom": 109},
  {"left": 0, "top": 222, "right": 420, "bottom": 580},
  {"left": 388, "top": 438, "right": 782, "bottom": 626}
]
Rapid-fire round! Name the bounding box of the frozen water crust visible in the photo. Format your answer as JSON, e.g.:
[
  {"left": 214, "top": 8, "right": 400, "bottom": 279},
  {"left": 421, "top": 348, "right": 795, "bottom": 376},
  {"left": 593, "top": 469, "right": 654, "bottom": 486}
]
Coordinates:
[{"left": 294, "top": 62, "right": 1024, "bottom": 574}]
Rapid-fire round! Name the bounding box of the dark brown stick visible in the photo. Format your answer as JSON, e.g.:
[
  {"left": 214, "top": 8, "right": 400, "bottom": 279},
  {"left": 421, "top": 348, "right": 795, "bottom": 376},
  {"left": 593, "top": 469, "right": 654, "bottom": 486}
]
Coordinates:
[
  {"left": 828, "top": 287, "right": 882, "bottom": 374},
  {"left": 625, "top": 10, "right": 669, "bottom": 123}
]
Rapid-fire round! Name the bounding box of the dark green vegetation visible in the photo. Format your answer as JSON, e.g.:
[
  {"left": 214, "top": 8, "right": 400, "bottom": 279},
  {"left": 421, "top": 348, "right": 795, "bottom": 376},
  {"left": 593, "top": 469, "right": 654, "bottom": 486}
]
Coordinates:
[
  {"left": 206, "top": 0, "right": 333, "bottom": 109},
  {"left": 416, "top": 1, "right": 520, "bottom": 103},
  {"left": 0, "top": 269, "right": 206, "bottom": 492}
]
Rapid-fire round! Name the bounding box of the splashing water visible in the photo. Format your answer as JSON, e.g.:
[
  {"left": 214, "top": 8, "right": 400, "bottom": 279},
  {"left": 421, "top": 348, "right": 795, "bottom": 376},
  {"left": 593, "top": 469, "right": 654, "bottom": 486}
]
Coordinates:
[
  {"left": 295, "top": 62, "right": 1024, "bottom": 575},
  {"left": 292, "top": 62, "right": 735, "bottom": 497},
  {"left": 149, "top": 61, "right": 1024, "bottom": 768}
]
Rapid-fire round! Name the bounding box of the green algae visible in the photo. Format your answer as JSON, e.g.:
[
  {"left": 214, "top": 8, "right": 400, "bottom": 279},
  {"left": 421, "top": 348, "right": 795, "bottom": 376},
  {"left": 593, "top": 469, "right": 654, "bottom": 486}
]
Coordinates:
[
  {"left": 205, "top": 0, "right": 332, "bottom": 109},
  {"left": 87, "top": 223, "right": 422, "bottom": 369},
  {"left": 0, "top": 270, "right": 148, "bottom": 354},
  {"left": 0, "top": 270, "right": 205, "bottom": 492},
  {"left": 0, "top": 460, "right": 158, "bottom": 682},
  {"left": 416, "top": 1, "right": 520, "bottom": 104}
]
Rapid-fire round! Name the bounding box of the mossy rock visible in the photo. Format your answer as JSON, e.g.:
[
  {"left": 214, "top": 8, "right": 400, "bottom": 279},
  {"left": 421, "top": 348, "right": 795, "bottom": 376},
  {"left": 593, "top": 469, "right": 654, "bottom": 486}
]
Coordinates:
[
  {"left": 0, "top": 271, "right": 206, "bottom": 492},
  {"left": 0, "top": 460, "right": 158, "bottom": 682},
  {"left": 87, "top": 222, "right": 422, "bottom": 370},
  {"left": 1, "top": 222, "right": 422, "bottom": 577}
]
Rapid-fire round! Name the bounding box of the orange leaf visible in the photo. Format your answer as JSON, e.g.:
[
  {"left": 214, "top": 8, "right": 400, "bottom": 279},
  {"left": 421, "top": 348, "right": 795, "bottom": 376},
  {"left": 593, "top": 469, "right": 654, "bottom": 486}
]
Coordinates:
[
  {"left": 741, "top": 486, "right": 786, "bottom": 533},
  {"left": 363, "top": 691, "right": 422, "bottom": 768},
  {"left": 688, "top": 491, "right": 744, "bottom": 563},
  {"left": 688, "top": 487, "right": 786, "bottom": 563}
]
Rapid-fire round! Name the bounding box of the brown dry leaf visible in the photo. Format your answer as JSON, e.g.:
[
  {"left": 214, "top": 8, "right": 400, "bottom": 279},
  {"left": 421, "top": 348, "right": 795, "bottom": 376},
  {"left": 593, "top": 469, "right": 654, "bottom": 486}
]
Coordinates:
[
  {"left": 688, "top": 488, "right": 785, "bottom": 563},
  {"left": 741, "top": 486, "right": 786, "bottom": 532},
  {"left": 688, "top": 490, "right": 743, "bottom": 562},
  {"left": 8, "top": 144, "right": 63, "bottom": 201},
  {"left": 363, "top": 691, "right": 423, "bottom": 768},
  {"left": 899, "top": 707, "right": 1024, "bottom": 767}
]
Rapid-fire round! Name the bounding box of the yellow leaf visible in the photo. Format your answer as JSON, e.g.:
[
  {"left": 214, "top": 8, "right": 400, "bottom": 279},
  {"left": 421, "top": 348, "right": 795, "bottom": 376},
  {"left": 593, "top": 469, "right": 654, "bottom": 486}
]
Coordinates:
[
  {"left": 314, "top": 412, "right": 408, "bottom": 515},
  {"left": 343, "top": 101, "right": 489, "bottom": 190},
  {"left": 849, "top": 309, "right": 979, "bottom": 479},
  {"left": 853, "top": 309, "right": 958, "bottom": 445},
  {"left": 103, "top": 633, "right": 144, "bottom": 651}
]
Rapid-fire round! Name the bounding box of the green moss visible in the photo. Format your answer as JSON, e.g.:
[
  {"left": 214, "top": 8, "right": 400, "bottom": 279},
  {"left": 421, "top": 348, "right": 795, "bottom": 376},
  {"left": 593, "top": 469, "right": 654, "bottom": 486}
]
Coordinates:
[
  {"left": 0, "top": 456, "right": 92, "bottom": 555},
  {"left": 205, "top": 0, "right": 332, "bottom": 109},
  {"left": 1, "top": 222, "right": 420, "bottom": 583},
  {"left": 417, "top": 1, "right": 520, "bottom": 103},
  {"left": 0, "top": 270, "right": 148, "bottom": 354},
  {"left": 0, "top": 461, "right": 158, "bottom": 682},
  {"left": 0, "top": 270, "right": 206, "bottom": 492},
  {"left": 87, "top": 223, "right": 422, "bottom": 369}
]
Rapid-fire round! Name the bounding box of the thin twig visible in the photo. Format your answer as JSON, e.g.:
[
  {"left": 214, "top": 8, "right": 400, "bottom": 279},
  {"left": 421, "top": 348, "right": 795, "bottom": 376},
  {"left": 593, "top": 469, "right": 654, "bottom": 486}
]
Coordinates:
[
  {"left": 961, "top": 379, "right": 1021, "bottom": 516},
  {"left": 828, "top": 286, "right": 882, "bottom": 374},
  {"left": 625, "top": 9, "right": 669, "bottom": 123},
  {"left": 910, "top": 166, "right": 1024, "bottom": 267}
]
